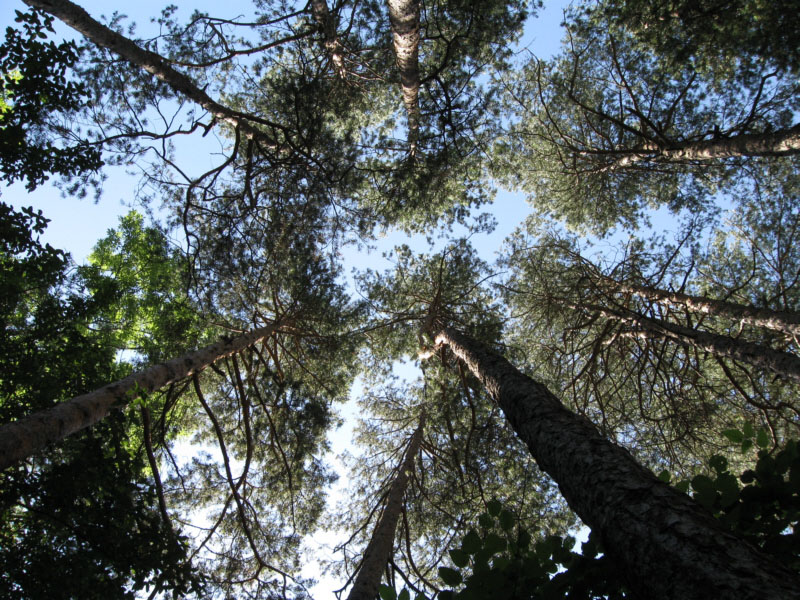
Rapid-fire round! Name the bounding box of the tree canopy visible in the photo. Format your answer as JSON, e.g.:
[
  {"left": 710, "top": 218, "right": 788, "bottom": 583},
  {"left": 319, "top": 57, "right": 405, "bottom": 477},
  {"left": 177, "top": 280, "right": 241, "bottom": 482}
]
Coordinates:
[{"left": 2, "top": 0, "right": 800, "bottom": 598}]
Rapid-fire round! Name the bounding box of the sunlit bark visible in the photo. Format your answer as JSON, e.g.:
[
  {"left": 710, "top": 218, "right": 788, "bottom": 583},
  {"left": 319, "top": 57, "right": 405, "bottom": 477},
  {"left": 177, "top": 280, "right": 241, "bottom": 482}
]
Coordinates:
[{"left": 0, "top": 322, "right": 281, "bottom": 470}]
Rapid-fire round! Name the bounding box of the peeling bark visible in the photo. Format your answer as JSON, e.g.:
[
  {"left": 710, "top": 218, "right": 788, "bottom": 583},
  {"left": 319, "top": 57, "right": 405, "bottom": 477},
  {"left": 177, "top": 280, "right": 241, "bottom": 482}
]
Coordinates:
[
  {"left": 346, "top": 413, "right": 425, "bottom": 600},
  {"left": 612, "top": 280, "right": 800, "bottom": 338},
  {"left": 601, "top": 123, "right": 800, "bottom": 170},
  {"left": 433, "top": 325, "right": 800, "bottom": 600},
  {"left": 310, "top": 0, "right": 346, "bottom": 77},
  {"left": 387, "top": 0, "right": 421, "bottom": 153},
  {"left": 23, "top": 0, "right": 284, "bottom": 149},
  {"left": 0, "top": 322, "right": 281, "bottom": 471}
]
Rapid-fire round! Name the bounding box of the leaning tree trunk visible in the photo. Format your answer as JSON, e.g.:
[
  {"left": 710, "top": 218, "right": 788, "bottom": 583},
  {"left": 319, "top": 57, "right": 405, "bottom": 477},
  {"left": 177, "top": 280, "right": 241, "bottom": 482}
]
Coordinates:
[
  {"left": 0, "top": 321, "right": 282, "bottom": 471},
  {"left": 580, "top": 301, "right": 800, "bottom": 384},
  {"left": 23, "top": 0, "right": 284, "bottom": 150},
  {"left": 607, "top": 278, "right": 800, "bottom": 338},
  {"left": 601, "top": 123, "right": 800, "bottom": 170},
  {"left": 346, "top": 413, "right": 425, "bottom": 600},
  {"left": 430, "top": 324, "right": 800, "bottom": 600},
  {"left": 387, "top": 0, "right": 421, "bottom": 154}
]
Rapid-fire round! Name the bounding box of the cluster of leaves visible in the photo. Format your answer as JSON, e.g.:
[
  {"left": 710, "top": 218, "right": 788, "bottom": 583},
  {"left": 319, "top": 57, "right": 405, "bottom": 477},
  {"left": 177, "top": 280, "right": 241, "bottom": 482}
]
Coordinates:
[
  {"left": 433, "top": 430, "right": 799, "bottom": 599},
  {"left": 662, "top": 425, "right": 800, "bottom": 571},
  {"left": 0, "top": 9, "right": 102, "bottom": 191},
  {"left": 0, "top": 203, "right": 203, "bottom": 598}
]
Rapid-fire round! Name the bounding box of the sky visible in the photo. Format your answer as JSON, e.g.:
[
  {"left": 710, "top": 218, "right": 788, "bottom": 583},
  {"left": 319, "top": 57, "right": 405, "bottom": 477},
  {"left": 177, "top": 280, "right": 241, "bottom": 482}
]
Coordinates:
[{"left": 1, "top": 0, "right": 577, "bottom": 597}]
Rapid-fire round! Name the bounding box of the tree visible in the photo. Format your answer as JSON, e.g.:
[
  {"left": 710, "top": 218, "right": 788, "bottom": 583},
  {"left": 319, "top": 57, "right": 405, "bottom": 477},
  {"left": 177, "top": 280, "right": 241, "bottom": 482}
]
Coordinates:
[
  {"left": 6, "top": 0, "right": 800, "bottom": 597},
  {"left": 0, "top": 8, "right": 102, "bottom": 191},
  {"left": 425, "top": 323, "right": 800, "bottom": 599},
  {"left": 0, "top": 204, "right": 201, "bottom": 598},
  {"left": 346, "top": 412, "right": 425, "bottom": 600},
  {"left": 494, "top": 5, "right": 800, "bottom": 233}
]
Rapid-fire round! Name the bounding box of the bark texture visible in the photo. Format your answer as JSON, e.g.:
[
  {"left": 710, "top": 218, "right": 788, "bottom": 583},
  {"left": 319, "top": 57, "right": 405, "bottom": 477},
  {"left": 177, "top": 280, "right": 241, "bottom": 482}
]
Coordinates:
[
  {"left": 433, "top": 325, "right": 800, "bottom": 600},
  {"left": 582, "top": 301, "right": 800, "bottom": 384},
  {"left": 310, "top": 0, "right": 346, "bottom": 77},
  {"left": 387, "top": 0, "right": 421, "bottom": 152},
  {"left": 604, "top": 123, "right": 800, "bottom": 170},
  {"left": 346, "top": 413, "right": 425, "bottom": 600},
  {"left": 23, "top": 0, "right": 283, "bottom": 148},
  {"left": 615, "top": 280, "right": 800, "bottom": 337},
  {"left": 0, "top": 323, "right": 280, "bottom": 471}
]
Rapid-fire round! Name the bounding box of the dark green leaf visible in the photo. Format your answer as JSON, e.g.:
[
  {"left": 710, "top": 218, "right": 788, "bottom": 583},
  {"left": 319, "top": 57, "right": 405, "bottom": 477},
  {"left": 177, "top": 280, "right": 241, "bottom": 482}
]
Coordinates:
[
  {"left": 756, "top": 428, "right": 770, "bottom": 449},
  {"left": 449, "top": 548, "right": 470, "bottom": 568},
  {"left": 462, "top": 530, "right": 482, "bottom": 555},
  {"left": 439, "top": 567, "right": 463, "bottom": 587},
  {"left": 379, "top": 584, "right": 397, "bottom": 600},
  {"left": 723, "top": 429, "right": 744, "bottom": 444},
  {"left": 498, "top": 509, "right": 514, "bottom": 531},
  {"left": 486, "top": 499, "right": 502, "bottom": 517}
]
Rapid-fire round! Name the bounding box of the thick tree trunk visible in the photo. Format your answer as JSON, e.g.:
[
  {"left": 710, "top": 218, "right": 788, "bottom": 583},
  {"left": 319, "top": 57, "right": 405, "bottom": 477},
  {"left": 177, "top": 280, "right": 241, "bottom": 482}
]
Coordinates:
[
  {"left": 346, "top": 413, "right": 425, "bottom": 600},
  {"left": 603, "top": 123, "right": 800, "bottom": 169},
  {"left": 612, "top": 279, "right": 800, "bottom": 337},
  {"left": 582, "top": 301, "right": 800, "bottom": 384},
  {"left": 0, "top": 322, "right": 281, "bottom": 471},
  {"left": 387, "top": 0, "right": 421, "bottom": 153},
  {"left": 310, "top": 0, "right": 346, "bottom": 77},
  {"left": 23, "top": 0, "right": 283, "bottom": 149},
  {"left": 432, "top": 325, "right": 800, "bottom": 600}
]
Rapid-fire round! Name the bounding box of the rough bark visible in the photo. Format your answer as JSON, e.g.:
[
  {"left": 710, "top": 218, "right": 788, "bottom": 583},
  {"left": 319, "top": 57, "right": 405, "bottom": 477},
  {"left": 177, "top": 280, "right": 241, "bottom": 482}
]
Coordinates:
[
  {"left": 581, "top": 301, "right": 800, "bottom": 384},
  {"left": 23, "top": 0, "right": 284, "bottom": 149},
  {"left": 432, "top": 324, "right": 800, "bottom": 600},
  {"left": 0, "top": 322, "right": 281, "bottom": 471},
  {"left": 310, "top": 0, "right": 346, "bottom": 77},
  {"left": 601, "top": 123, "right": 800, "bottom": 170},
  {"left": 612, "top": 280, "right": 800, "bottom": 338},
  {"left": 346, "top": 413, "right": 425, "bottom": 600},
  {"left": 387, "top": 0, "right": 421, "bottom": 153}
]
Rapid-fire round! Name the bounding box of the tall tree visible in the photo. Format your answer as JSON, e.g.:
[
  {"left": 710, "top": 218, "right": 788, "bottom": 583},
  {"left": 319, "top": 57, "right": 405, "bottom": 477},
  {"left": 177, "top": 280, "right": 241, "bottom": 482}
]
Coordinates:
[
  {"left": 425, "top": 322, "right": 800, "bottom": 599},
  {"left": 494, "top": 5, "right": 800, "bottom": 233},
  {"left": 346, "top": 412, "right": 425, "bottom": 600}
]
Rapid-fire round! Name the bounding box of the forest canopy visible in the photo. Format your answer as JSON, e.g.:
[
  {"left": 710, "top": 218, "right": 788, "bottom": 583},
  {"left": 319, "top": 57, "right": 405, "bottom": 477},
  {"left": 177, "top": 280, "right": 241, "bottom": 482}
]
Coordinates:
[{"left": 1, "top": 0, "right": 799, "bottom": 598}]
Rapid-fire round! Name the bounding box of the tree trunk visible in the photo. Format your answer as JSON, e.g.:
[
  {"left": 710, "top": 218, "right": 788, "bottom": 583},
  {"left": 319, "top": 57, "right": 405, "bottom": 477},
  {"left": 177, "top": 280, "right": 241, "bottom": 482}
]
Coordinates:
[
  {"left": 310, "top": 0, "right": 346, "bottom": 77},
  {"left": 346, "top": 413, "right": 425, "bottom": 600},
  {"left": 0, "top": 322, "right": 281, "bottom": 471},
  {"left": 581, "top": 301, "right": 800, "bottom": 384},
  {"left": 612, "top": 279, "right": 800, "bottom": 338},
  {"left": 387, "top": 0, "right": 421, "bottom": 154},
  {"left": 602, "top": 123, "right": 800, "bottom": 170},
  {"left": 23, "top": 0, "right": 284, "bottom": 150},
  {"left": 432, "top": 324, "right": 800, "bottom": 600}
]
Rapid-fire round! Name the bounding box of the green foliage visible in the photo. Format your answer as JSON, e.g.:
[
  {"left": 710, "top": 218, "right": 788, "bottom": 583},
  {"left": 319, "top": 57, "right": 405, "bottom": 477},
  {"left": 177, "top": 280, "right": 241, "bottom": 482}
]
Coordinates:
[
  {"left": 437, "top": 432, "right": 800, "bottom": 598},
  {"left": 680, "top": 428, "right": 800, "bottom": 571},
  {"left": 0, "top": 9, "right": 102, "bottom": 191},
  {"left": 434, "top": 504, "right": 626, "bottom": 600},
  {"left": 81, "top": 210, "right": 207, "bottom": 362},
  {"left": 0, "top": 204, "right": 202, "bottom": 597}
]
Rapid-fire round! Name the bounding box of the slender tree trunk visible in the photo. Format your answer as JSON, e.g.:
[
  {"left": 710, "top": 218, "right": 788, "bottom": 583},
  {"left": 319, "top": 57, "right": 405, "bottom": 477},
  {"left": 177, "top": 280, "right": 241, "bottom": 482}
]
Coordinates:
[
  {"left": 0, "top": 322, "right": 281, "bottom": 471},
  {"left": 346, "top": 413, "right": 425, "bottom": 600},
  {"left": 609, "top": 279, "right": 800, "bottom": 337},
  {"left": 23, "top": 0, "right": 284, "bottom": 149},
  {"left": 581, "top": 301, "right": 800, "bottom": 383},
  {"left": 310, "top": 0, "right": 346, "bottom": 77},
  {"left": 431, "top": 324, "right": 800, "bottom": 600},
  {"left": 387, "top": 0, "right": 421, "bottom": 153},
  {"left": 601, "top": 123, "right": 800, "bottom": 170}
]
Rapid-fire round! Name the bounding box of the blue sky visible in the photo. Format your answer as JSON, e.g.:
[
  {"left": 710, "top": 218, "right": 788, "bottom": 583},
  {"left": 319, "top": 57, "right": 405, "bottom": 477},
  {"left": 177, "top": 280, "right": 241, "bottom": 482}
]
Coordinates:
[{"left": 1, "top": 1, "right": 575, "bottom": 597}]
